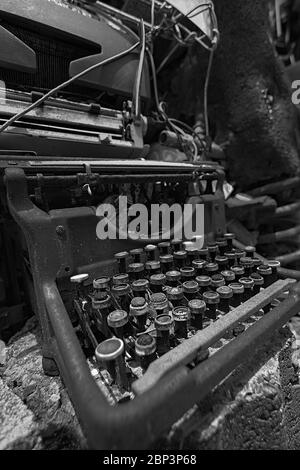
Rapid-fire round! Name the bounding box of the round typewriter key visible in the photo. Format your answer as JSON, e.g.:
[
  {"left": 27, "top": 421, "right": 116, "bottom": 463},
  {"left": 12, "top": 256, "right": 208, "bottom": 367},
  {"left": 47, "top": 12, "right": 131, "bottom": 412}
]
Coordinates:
[
  {"left": 235, "top": 249, "right": 246, "bottom": 263},
  {"left": 158, "top": 242, "right": 170, "bottom": 255},
  {"left": 135, "top": 334, "right": 157, "bottom": 370},
  {"left": 96, "top": 338, "right": 128, "bottom": 389},
  {"left": 189, "top": 299, "right": 206, "bottom": 330},
  {"left": 173, "top": 251, "right": 187, "bottom": 269},
  {"left": 240, "top": 257, "right": 254, "bottom": 277},
  {"left": 180, "top": 267, "right": 196, "bottom": 280},
  {"left": 250, "top": 273, "right": 264, "bottom": 295},
  {"left": 228, "top": 283, "right": 244, "bottom": 307},
  {"left": 207, "top": 243, "right": 218, "bottom": 262},
  {"left": 267, "top": 260, "right": 281, "bottom": 283},
  {"left": 166, "top": 270, "right": 181, "bottom": 287},
  {"left": 159, "top": 254, "right": 174, "bottom": 273},
  {"left": 93, "top": 277, "right": 111, "bottom": 299},
  {"left": 239, "top": 277, "right": 254, "bottom": 301},
  {"left": 221, "top": 270, "right": 236, "bottom": 284},
  {"left": 150, "top": 274, "right": 166, "bottom": 293},
  {"left": 131, "top": 279, "right": 150, "bottom": 298},
  {"left": 224, "top": 251, "right": 236, "bottom": 268},
  {"left": 130, "top": 248, "right": 144, "bottom": 264},
  {"left": 192, "top": 260, "right": 207, "bottom": 276},
  {"left": 253, "top": 257, "right": 263, "bottom": 268},
  {"left": 92, "top": 295, "right": 113, "bottom": 338},
  {"left": 114, "top": 251, "right": 129, "bottom": 273},
  {"left": 183, "top": 280, "right": 200, "bottom": 301},
  {"left": 205, "top": 263, "right": 219, "bottom": 275},
  {"left": 113, "top": 273, "right": 129, "bottom": 286},
  {"left": 171, "top": 239, "right": 183, "bottom": 252},
  {"left": 145, "top": 261, "right": 161, "bottom": 276},
  {"left": 223, "top": 233, "right": 236, "bottom": 250},
  {"left": 130, "top": 297, "right": 148, "bottom": 332},
  {"left": 144, "top": 244, "right": 158, "bottom": 261},
  {"left": 198, "top": 248, "right": 209, "bottom": 262},
  {"left": 196, "top": 275, "right": 211, "bottom": 295},
  {"left": 128, "top": 263, "right": 145, "bottom": 281},
  {"left": 173, "top": 307, "right": 190, "bottom": 339},
  {"left": 155, "top": 314, "right": 173, "bottom": 355},
  {"left": 257, "top": 265, "right": 273, "bottom": 288},
  {"left": 216, "top": 237, "right": 228, "bottom": 256},
  {"left": 107, "top": 310, "right": 129, "bottom": 339},
  {"left": 185, "top": 247, "right": 199, "bottom": 265},
  {"left": 202, "top": 291, "right": 220, "bottom": 320},
  {"left": 215, "top": 255, "right": 229, "bottom": 270},
  {"left": 111, "top": 284, "right": 132, "bottom": 311},
  {"left": 231, "top": 266, "right": 245, "bottom": 282},
  {"left": 216, "top": 286, "right": 233, "bottom": 314},
  {"left": 167, "top": 287, "right": 186, "bottom": 308},
  {"left": 150, "top": 292, "right": 169, "bottom": 315},
  {"left": 211, "top": 274, "right": 225, "bottom": 291},
  {"left": 245, "top": 246, "right": 256, "bottom": 258}
]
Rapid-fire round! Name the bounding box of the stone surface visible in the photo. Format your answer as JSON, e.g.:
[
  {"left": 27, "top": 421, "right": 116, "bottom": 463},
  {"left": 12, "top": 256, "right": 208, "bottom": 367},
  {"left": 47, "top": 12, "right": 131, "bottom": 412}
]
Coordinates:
[{"left": 1, "top": 315, "right": 300, "bottom": 450}]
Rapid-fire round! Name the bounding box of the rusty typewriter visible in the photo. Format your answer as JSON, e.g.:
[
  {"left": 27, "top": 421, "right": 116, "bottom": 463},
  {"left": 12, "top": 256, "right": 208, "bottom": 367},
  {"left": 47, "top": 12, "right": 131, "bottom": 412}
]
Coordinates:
[{"left": 0, "top": 0, "right": 299, "bottom": 450}]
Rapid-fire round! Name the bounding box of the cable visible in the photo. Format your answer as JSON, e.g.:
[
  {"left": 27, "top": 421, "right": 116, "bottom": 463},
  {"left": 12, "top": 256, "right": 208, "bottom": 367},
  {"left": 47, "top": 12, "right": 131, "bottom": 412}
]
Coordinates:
[
  {"left": 204, "top": 47, "right": 215, "bottom": 140},
  {"left": 133, "top": 20, "right": 146, "bottom": 118},
  {"left": 0, "top": 41, "right": 140, "bottom": 134}
]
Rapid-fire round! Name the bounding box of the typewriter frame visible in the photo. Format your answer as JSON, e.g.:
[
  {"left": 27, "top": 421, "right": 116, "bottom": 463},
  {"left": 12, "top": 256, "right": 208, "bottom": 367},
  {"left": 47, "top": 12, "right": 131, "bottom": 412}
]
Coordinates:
[{"left": 3, "top": 159, "right": 300, "bottom": 450}]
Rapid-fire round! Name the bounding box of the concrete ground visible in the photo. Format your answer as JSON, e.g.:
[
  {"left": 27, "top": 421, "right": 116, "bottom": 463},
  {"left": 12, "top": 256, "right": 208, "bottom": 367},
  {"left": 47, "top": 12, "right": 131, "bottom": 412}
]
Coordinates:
[{"left": 1, "top": 315, "right": 300, "bottom": 450}]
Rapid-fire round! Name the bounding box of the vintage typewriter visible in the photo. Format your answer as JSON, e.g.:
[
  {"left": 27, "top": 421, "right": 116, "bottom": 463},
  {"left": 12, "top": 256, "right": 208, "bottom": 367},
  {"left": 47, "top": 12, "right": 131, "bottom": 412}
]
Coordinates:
[{"left": 0, "top": 0, "right": 299, "bottom": 450}]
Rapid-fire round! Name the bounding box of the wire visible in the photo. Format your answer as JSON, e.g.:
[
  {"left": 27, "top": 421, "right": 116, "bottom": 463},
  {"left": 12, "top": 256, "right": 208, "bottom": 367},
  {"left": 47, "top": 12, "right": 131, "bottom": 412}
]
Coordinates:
[
  {"left": 0, "top": 41, "right": 140, "bottom": 134},
  {"left": 204, "top": 47, "right": 215, "bottom": 140},
  {"left": 133, "top": 20, "right": 146, "bottom": 118}
]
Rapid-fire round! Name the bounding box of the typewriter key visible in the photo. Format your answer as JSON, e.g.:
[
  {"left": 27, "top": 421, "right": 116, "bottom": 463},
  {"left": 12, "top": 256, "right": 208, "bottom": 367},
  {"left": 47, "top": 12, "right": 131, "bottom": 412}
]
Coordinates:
[
  {"left": 216, "top": 238, "right": 228, "bottom": 256},
  {"left": 130, "top": 297, "right": 149, "bottom": 332},
  {"left": 159, "top": 255, "right": 174, "bottom": 273},
  {"left": 221, "top": 270, "right": 236, "bottom": 285},
  {"left": 198, "top": 248, "right": 209, "bottom": 262},
  {"left": 158, "top": 242, "right": 170, "bottom": 256},
  {"left": 128, "top": 263, "right": 145, "bottom": 282},
  {"left": 173, "top": 251, "right": 188, "bottom": 269},
  {"left": 146, "top": 261, "right": 161, "bottom": 276},
  {"left": 144, "top": 244, "right": 158, "bottom": 262},
  {"left": 240, "top": 257, "right": 254, "bottom": 277},
  {"left": 96, "top": 338, "right": 128, "bottom": 389},
  {"left": 114, "top": 252, "right": 129, "bottom": 274},
  {"left": 166, "top": 270, "right": 181, "bottom": 288},
  {"left": 150, "top": 274, "right": 166, "bottom": 293},
  {"left": 135, "top": 334, "right": 157, "bottom": 371},
  {"left": 216, "top": 286, "right": 233, "bottom": 314},
  {"left": 207, "top": 243, "right": 218, "bottom": 262},
  {"left": 192, "top": 260, "right": 207, "bottom": 276},
  {"left": 183, "top": 280, "right": 200, "bottom": 302},
  {"left": 231, "top": 266, "right": 245, "bottom": 282},
  {"left": 107, "top": 310, "right": 129, "bottom": 339},
  {"left": 224, "top": 251, "right": 236, "bottom": 268},
  {"left": 239, "top": 277, "right": 254, "bottom": 301},
  {"left": 171, "top": 239, "right": 183, "bottom": 252},
  {"left": 173, "top": 307, "right": 190, "bottom": 339},
  {"left": 202, "top": 291, "right": 220, "bottom": 320},
  {"left": 267, "top": 260, "right": 281, "bottom": 284},
  {"left": 196, "top": 275, "right": 211, "bottom": 295},
  {"left": 250, "top": 273, "right": 264, "bottom": 295},
  {"left": 211, "top": 274, "right": 225, "bottom": 291},
  {"left": 150, "top": 293, "right": 169, "bottom": 316},
  {"left": 180, "top": 267, "right": 196, "bottom": 280},
  {"left": 189, "top": 299, "right": 206, "bottom": 330},
  {"left": 130, "top": 248, "right": 144, "bottom": 264},
  {"left": 228, "top": 283, "right": 244, "bottom": 307},
  {"left": 223, "top": 233, "right": 236, "bottom": 251},
  {"left": 155, "top": 314, "right": 173, "bottom": 355},
  {"left": 257, "top": 265, "right": 273, "bottom": 288},
  {"left": 205, "top": 263, "right": 219, "bottom": 276},
  {"left": 167, "top": 287, "right": 187, "bottom": 308},
  {"left": 131, "top": 279, "right": 150, "bottom": 298},
  {"left": 113, "top": 273, "right": 130, "bottom": 286}
]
